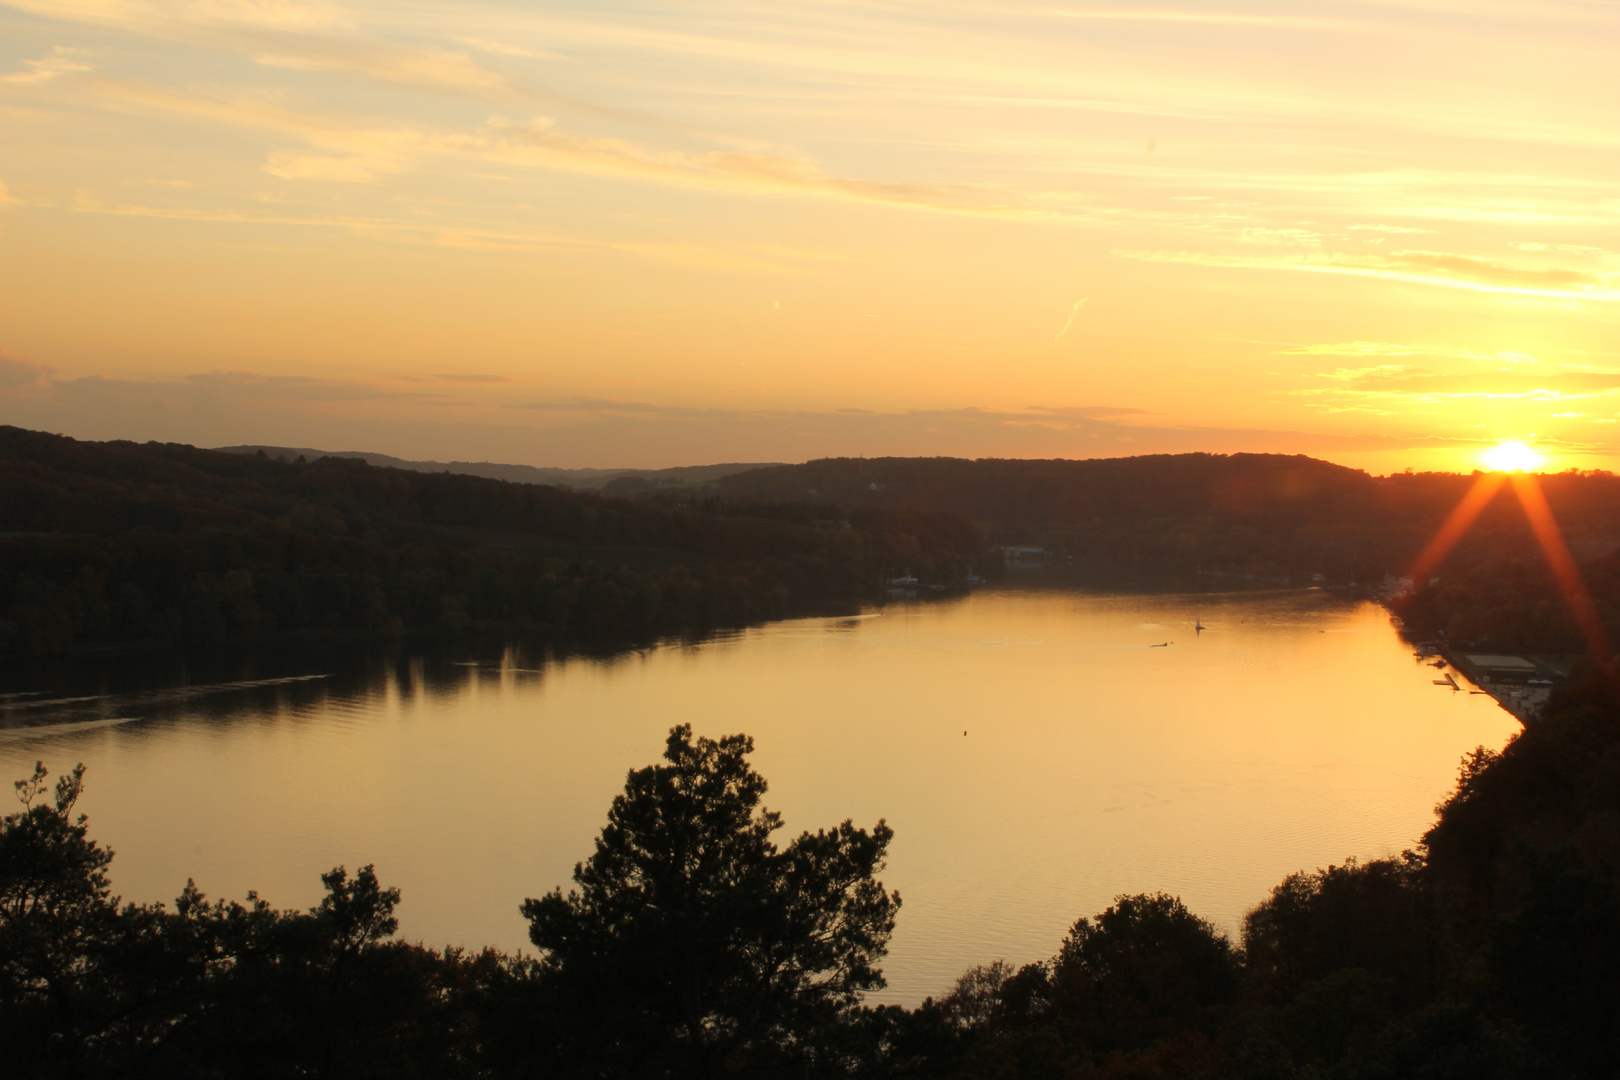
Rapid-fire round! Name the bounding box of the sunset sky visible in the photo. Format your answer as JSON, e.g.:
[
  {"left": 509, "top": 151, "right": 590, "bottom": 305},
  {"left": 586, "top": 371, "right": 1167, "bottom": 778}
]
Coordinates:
[{"left": 2, "top": 0, "right": 1616, "bottom": 473}]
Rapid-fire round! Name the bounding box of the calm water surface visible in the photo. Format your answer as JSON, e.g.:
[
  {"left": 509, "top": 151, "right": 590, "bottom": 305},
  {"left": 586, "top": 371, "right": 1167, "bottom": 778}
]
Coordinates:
[{"left": 0, "top": 588, "right": 1519, "bottom": 1003}]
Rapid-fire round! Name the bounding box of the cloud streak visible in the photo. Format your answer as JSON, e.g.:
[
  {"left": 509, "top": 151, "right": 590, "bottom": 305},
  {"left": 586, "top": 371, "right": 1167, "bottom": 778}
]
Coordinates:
[
  {"left": 0, "top": 45, "right": 90, "bottom": 84},
  {"left": 1293, "top": 367, "right": 1620, "bottom": 410},
  {"left": 1117, "top": 248, "right": 1620, "bottom": 301},
  {"left": 66, "top": 190, "right": 834, "bottom": 272},
  {"left": 0, "top": 350, "right": 55, "bottom": 388},
  {"left": 1052, "top": 298, "right": 1087, "bottom": 343}
]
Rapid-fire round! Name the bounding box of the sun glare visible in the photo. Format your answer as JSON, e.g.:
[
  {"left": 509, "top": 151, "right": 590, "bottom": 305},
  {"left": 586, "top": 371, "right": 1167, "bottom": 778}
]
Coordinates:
[{"left": 1481, "top": 441, "right": 1544, "bottom": 473}]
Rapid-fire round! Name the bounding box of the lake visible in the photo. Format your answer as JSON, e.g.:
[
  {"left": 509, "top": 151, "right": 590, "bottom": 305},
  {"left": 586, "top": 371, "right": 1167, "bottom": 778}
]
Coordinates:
[{"left": 0, "top": 587, "right": 1518, "bottom": 1004}]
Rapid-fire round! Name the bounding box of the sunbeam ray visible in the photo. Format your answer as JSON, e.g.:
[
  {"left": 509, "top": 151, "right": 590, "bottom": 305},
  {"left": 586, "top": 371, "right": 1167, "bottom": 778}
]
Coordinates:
[
  {"left": 1510, "top": 473, "right": 1613, "bottom": 662},
  {"left": 1406, "top": 472, "right": 1508, "bottom": 591}
]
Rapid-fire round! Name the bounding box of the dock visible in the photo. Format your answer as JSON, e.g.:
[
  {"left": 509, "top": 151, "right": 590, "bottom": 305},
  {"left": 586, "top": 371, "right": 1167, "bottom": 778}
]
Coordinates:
[{"left": 1417, "top": 644, "right": 1567, "bottom": 724}]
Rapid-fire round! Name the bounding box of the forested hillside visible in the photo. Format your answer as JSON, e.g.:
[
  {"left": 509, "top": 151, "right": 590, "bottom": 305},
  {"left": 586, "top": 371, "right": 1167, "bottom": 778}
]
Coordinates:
[
  {"left": 720, "top": 456, "right": 1620, "bottom": 653},
  {"left": 718, "top": 453, "right": 1429, "bottom": 582},
  {"left": 0, "top": 427, "right": 983, "bottom": 658}
]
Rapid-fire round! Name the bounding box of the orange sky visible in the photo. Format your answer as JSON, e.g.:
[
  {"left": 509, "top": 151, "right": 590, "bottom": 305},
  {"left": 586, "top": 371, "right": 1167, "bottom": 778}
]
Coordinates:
[{"left": 2, "top": 1, "right": 1617, "bottom": 473}]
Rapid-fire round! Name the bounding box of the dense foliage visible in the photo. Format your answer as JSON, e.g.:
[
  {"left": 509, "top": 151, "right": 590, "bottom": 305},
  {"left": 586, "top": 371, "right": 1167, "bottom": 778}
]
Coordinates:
[
  {"left": 6, "top": 672, "right": 1618, "bottom": 1077},
  {"left": 519, "top": 726, "right": 899, "bottom": 1075},
  {"left": 0, "top": 427, "right": 984, "bottom": 657}
]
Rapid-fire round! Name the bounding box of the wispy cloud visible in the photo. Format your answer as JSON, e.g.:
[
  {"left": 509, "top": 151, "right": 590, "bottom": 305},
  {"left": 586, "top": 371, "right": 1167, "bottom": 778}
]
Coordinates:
[
  {"left": 153, "top": 368, "right": 447, "bottom": 403},
  {"left": 1277, "top": 342, "right": 1432, "bottom": 357},
  {"left": 7, "top": 0, "right": 524, "bottom": 100},
  {"left": 0, "top": 45, "right": 90, "bottom": 84},
  {"left": 485, "top": 117, "right": 1053, "bottom": 219},
  {"left": 10, "top": 0, "right": 351, "bottom": 34},
  {"left": 1348, "top": 224, "right": 1432, "bottom": 234},
  {"left": 1273, "top": 341, "right": 1540, "bottom": 364},
  {"left": 55, "top": 73, "right": 1068, "bottom": 218},
  {"left": 66, "top": 189, "right": 834, "bottom": 272},
  {"left": 249, "top": 41, "right": 513, "bottom": 97},
  {"left": 0, "top": 349, "right": 55, "bottom": 388},
  {"left": 1117, "top": 248, "right": 1620, "bottom": 301},
  {"left": 457, "top": 37, "right": 565, "bottom": 61},
  {"left": 1297, "top": 368, "right": 1620, "bottom": 404},
  {"left": 1045, "top": 8, "right": 1362, "bottom": 30},
  {"left": 1052, "top": 298, "right": 1087, "bottom": 343}
]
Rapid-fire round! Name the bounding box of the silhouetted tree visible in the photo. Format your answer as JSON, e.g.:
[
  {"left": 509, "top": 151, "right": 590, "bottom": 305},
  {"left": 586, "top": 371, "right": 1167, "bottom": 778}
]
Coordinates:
[
  {"left": 1047, "top": 892, "right": 1237, "bottom": 1056},
  {"left": 0, "top": 761, "right": 477, "bottom": 1079},
  {"left": 520, "top": 724, "right": 900, "bottom": 1077},
  {"left": 1488, "top": 851, "right": 1620, "bottom": 1077},
  {"left": 0, "top": 762, "right": 124, "bottom": 1071}
]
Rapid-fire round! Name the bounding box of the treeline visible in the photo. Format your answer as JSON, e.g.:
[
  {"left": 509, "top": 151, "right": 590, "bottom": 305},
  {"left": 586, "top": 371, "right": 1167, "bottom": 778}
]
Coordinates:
[
  {"left": 0, "top": 427, "right": 985, "bottom": 657},
  {"left": 7, "top": 673, "right": 1617, "bottom": 1078},
  {"left": 718, "top": 455, "right": 1620, "bottom": 589}
]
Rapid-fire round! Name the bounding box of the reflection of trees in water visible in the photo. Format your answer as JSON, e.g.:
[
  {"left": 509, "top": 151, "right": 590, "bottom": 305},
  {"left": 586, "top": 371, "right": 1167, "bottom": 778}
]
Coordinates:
[
  {"left": 4, "top": 591, "right": 979, "bottom": 734},
  {"left": 0, "top": 635, "right": 555, "bottom": 732}
]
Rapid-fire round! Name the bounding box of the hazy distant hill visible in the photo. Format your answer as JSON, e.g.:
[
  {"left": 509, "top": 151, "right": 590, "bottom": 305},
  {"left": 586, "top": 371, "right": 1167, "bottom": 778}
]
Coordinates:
[
  {"left": 717, "top": 453, "right": 1620, "bottom": 598},
  {"left": 0, "top": 427, "right": 980, "bottom": 657},
  {"left": 215, "top": 445, "right": 780, "bottom": 490},
  {"left": 718, "top": 453, "right": 1379, "bottom": 527}
]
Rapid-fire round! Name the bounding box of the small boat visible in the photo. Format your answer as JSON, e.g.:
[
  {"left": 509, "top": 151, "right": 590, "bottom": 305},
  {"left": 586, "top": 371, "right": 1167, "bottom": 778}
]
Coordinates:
[
  {"left": 1149, "top": 642, "right": 1171, "bottom": 648},
  {"left": 1195, "top": 618, "right": 1205, "bottom": 634}
]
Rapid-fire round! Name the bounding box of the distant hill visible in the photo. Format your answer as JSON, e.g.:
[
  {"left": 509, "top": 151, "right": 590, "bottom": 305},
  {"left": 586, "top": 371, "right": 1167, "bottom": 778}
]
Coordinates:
[
  {"left": 214, "top": 445, "right": 780, "bottom": 490},
  {"left": 0, "top": 428, "right": 981, "bottom": 658},
  {"left": 718, "top": 453, "right": 1379, "bottom": 527},
  {"left": 714, "top": 453, "right": 1402, "bottom": 579},
  {"left": 717, "top": 454, "right": 1620, "bottom": 604}
]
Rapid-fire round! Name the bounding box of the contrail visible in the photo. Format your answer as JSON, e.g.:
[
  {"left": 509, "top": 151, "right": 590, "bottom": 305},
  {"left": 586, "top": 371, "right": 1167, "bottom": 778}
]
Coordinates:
[{"left": 1053, "top": 297, "right": 1087, "bottom": 342}]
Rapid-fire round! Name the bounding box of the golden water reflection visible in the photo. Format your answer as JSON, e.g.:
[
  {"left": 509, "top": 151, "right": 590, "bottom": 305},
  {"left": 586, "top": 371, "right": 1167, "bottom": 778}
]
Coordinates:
[{"left": 0, "top": 589, "right": 1519, "bottom": 1004}]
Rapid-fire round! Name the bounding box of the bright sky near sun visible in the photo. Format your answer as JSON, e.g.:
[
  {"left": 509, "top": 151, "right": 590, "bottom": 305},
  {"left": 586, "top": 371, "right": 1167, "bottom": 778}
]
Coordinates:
[{"left": 1, "top": 1, "right": 1617, "bottom": 471}]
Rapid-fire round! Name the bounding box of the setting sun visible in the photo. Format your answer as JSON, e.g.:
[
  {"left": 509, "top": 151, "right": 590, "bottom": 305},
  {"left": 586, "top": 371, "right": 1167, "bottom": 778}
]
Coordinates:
[{"left": 1481, "top": 441, "right": 1544, "bottom": 473}]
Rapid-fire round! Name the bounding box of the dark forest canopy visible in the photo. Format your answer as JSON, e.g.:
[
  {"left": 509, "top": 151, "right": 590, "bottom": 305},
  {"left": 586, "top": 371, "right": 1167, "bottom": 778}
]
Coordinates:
[{"left": 0, "top": 427, "right": 984, "bottom": 658}]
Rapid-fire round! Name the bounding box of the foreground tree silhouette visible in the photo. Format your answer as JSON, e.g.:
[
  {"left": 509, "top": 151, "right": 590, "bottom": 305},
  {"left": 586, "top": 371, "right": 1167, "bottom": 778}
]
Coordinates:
[
  {"left": 521, "top": 724, "right": 899, "bottom": 1077},
  {"left": 0, "top": 762, "right": 474, "bottom": 1078},
  {"left": 0, "top": 761, "right": 123, "bottom": 1059}
]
